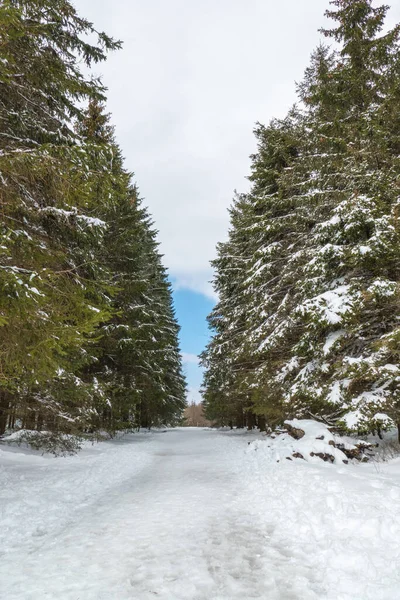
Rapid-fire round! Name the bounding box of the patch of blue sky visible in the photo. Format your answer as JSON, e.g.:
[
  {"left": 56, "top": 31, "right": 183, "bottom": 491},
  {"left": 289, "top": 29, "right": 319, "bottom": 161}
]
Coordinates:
[{"left": 172, "top": 287, "right": 215, "bottom": 403}]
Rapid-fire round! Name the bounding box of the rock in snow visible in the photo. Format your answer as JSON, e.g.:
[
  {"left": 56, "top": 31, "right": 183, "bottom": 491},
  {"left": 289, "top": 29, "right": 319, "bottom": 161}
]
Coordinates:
[{"left": 250, "top": 419, "right": 374, "bottom": 464}]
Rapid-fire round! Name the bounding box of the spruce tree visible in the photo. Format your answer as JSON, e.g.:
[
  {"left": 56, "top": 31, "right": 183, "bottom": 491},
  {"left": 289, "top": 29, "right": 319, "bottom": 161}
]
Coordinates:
[
  {"left": 77, "top": 101, "right": 186, "bottom": 433},
  {"left": 0, "top": 0, "right": 119, "bottom": 436},
  {"left": 202, "top": 112, "right": 302, "bottom": 428},
  {"left": 275, "top": 0, "right": 400, "bottom": 433},
  {"left": 0, "top": 1, "right": 186, "bottom": 443},
  {"left": 203, "top": 0, "right": 400, "bottom": 438}
]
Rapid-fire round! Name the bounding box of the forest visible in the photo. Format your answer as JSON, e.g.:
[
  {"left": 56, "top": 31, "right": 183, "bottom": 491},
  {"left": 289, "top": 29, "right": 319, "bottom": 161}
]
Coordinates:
[{"left": 1, "top": 2, "right": 400, "bottom": 599}]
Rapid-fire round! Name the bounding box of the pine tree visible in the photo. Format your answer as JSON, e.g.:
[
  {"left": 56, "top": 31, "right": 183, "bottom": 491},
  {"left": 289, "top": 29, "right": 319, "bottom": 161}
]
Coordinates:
[
  {"left": 0, "top": 1, "right": 186, "bottom": 444},
  {"left": 202, "top": 113, "right": 302, "bottom": 429},
  {"left": 77, "top": 100, "right": 186, "bottom": 433},
  {"left": 98, "top": 192, "right": 187, "bottom": 432},
  {"left": 276, "top": 0, "right": 400, "bottom": 434},
  {"left": 203, "top": 0, "right": 400, "bottom": 438},
  {"left": 0, "top": 0, "right": 120, "bottom": 153},
  {"left": 0, "top": 0, "right": 120, "bottom": 436}
]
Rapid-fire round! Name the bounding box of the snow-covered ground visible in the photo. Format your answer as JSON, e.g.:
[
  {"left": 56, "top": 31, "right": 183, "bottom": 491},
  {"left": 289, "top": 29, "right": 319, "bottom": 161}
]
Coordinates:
[{"left": 1, "top": 428, "right": 400, "bottom": 600}]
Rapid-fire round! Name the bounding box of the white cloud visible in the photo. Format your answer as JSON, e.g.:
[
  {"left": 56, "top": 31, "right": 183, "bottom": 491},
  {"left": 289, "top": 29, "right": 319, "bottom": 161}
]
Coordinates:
[
  {"left": 172, "top": 270, "right": 217, "bottom": 301},
  {"left": 182, "top": 353, "right": 199, "bottom": 365},
  {"left": 74, "top": 0, "right": 400, "bottom": 297}
]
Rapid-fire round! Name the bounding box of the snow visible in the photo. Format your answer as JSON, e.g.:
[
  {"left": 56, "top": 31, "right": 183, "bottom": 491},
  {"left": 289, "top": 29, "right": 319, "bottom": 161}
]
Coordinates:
[
  {"left": 1, "top": 428, "right": 400, "bottom": 599},
  {"left": 368, "top": 278, "right": 397, "bottom": 297},
  {"left": 323, "top": 329, "right": 345, "bottom": 355},
  {"left": 373, "top": 413, "right": 393, "bottom": 425},
  {"left": 343, "top": 410, "right": 363, "bottom": 429},
  {"left": 327, "top": 380, "right": 344, "bottom": 404},
  {"left": 297, "top": 285, "right": 354, "bottom": 325},
  {"left": 287, "top": 417, "right": 337, "bottom": 438},
  {"left": 276, "top": 355, "right": 299, "bottom": 382},
  {"left": 40, "top": 206, "right": 107, "bottom": 228},
  {"left": 251, "top": 419, "right": 370, "bottom": 465},
  {"left": 320, "top": 214, "right": 341, "bottom": 228}
]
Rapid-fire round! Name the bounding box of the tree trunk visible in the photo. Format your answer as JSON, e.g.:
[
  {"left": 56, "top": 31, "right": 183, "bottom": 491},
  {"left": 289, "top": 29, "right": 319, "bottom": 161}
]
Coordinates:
[
  {"left": 247, "top": 411, "right": 255, "bottom": 431},
  {"left": 37, "top": 413, "right": 44, "bottom": 432},
  {"left": 0, "top": 390, "right": 11, "bottom": 435},
  {"left": 236, "top": 409, "right": 245, "bottom": 429},
  {"left": 398, "top": 423, "right": 400, "bottom": 444},
  {"left": 258, "top": 415, "right": 266, "bottom": 432},
  {"left": 23, "top": 408, "right": 37, "bottom": 431},
  {"left": 0, "top": 410, "right": 7, "bottom": 435}
]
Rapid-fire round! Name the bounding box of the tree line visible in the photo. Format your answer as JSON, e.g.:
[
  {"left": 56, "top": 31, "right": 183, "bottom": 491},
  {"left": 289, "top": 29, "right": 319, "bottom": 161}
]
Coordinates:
[
  {"left": 202, "top": 0, "right": 400, "bottom": 439},
  {"left": 0, "top": 0, "right": 186, "bottom": 447}
]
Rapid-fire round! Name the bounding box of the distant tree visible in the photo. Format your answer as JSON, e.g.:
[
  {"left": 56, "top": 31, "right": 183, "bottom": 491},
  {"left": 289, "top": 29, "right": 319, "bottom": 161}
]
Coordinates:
[{"left": 184, "top": 402, "right": 212, "bottom": 427}]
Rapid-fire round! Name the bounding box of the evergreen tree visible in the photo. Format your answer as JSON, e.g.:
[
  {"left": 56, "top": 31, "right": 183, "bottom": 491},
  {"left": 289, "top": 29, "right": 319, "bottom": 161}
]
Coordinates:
[
  {"left": 277, "top": 0, "right": 400, "bottom": 434},
  {"left": 201, "top": 113, "right": 302, "bottom": 429},
  {"left": 203, "top": 0, "right": 400, "bottom": 438},
  {"left": 78, "top": 100, "right": 186, "bottom": 433},
  {"left": 0, "top": 2, "right": 186, "bottom": 444},
  {"left": 0, "top": 0, "right": 119, "bottom": 435},
  {"left": 0, "top": 0, "right": 119, "bottom": 153}
]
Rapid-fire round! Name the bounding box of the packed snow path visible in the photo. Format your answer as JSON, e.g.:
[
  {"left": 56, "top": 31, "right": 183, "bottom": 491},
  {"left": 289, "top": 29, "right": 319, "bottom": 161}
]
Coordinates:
[{"left": 1, "top": 428, "right": 400, "bottom": 600}]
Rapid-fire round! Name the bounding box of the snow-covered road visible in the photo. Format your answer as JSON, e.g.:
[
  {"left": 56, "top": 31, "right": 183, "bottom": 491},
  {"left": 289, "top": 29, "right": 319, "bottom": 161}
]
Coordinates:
[{"left": 1, "top": 428, "right": 400, "bottom": 600}]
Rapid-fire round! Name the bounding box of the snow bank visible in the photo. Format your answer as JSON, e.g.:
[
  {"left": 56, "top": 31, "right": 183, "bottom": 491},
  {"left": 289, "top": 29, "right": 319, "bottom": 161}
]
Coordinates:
[
  {"left": 248, "top": 419, "right": 373, "bottom": 464},
  {"left": 2, "top": 429, "right": 83, "bottom": 456}
]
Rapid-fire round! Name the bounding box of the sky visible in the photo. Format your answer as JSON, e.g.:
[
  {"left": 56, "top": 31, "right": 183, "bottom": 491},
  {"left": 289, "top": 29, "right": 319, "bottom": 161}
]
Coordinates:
[{"left": 75, "top": 0, "right": 400, "bottom": 403}]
